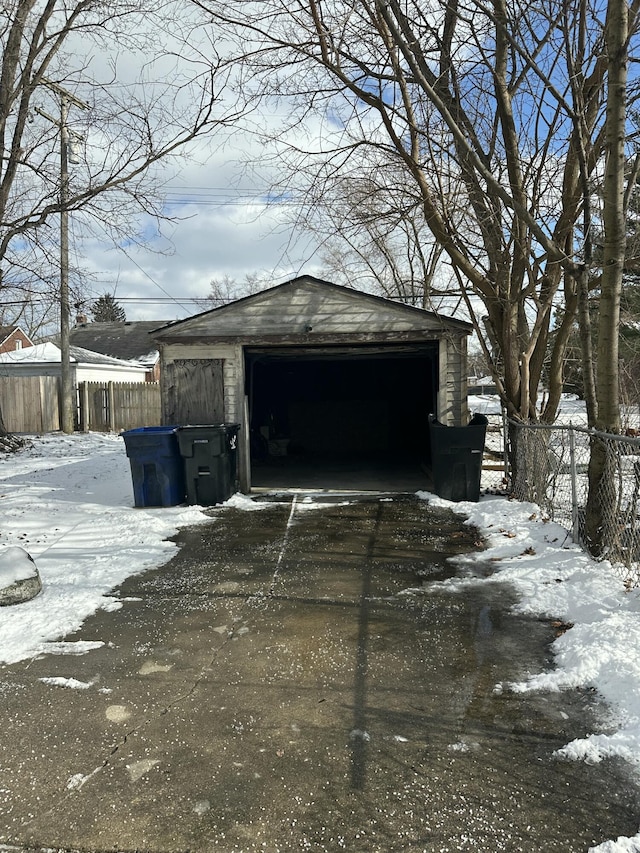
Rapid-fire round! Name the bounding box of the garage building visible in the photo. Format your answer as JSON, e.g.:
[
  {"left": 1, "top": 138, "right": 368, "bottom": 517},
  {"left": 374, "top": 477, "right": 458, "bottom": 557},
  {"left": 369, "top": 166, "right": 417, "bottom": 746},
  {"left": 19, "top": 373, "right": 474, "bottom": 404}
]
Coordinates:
[{"left": 153, "top": 276, "right": 472, "bottom": 492}]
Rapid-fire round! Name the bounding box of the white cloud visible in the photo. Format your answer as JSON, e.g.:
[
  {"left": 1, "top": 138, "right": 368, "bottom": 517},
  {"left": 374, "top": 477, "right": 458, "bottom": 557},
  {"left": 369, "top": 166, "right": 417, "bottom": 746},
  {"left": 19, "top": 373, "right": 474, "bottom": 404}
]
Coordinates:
[{"left": 74, "top": 120, "right": 325, "bottom": 322}]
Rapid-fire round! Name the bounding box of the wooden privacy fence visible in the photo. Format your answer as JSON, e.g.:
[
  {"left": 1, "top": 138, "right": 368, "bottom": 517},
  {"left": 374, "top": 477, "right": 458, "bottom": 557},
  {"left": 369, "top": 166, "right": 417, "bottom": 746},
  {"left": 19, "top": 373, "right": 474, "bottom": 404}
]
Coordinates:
[
  {"left": 0, "top": 377, "right": 161, "bottom": 434},
  {"left": 78, "top": 381, "right": 161, "bottom": 432},
  {"left": 0, "top": 376, "right": 61, "bottom": 433}
]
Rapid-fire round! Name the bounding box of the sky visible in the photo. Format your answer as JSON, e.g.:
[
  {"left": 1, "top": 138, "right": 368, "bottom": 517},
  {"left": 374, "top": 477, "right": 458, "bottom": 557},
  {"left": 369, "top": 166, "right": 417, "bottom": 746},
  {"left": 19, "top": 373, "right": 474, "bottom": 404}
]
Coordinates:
[
  {"left": 1, "top": 429, "right": 640, "bottom": 850},
  {"left": 5, "top": 4, "right": 329, "bottom": 331},
  {"left": 63, "top": 7, "right": 334, "bottom": 326},
  {"left": 73, "top": 141, "right": 324, "bottom": 324}
]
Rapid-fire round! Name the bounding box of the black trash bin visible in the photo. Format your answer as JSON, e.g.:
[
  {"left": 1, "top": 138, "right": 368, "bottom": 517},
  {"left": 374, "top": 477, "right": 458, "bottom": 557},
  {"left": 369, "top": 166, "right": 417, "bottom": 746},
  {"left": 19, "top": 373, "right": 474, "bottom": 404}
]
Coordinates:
[
  {"left": 176, "top": 424, "right": 240, "bottom": 506},
  {"left": 428, "top": 413, "right": 488, "bottom": 502},
  {"left": 121, "top": 426, "right": 186, "bottom": 507}
]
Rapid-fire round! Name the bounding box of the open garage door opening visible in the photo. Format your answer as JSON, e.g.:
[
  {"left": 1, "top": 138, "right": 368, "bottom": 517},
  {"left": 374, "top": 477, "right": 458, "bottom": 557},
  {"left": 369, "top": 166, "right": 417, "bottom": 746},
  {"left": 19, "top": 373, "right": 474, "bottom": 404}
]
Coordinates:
[{"left": 246, "top": 345, "right": 439, "bottom": 491}]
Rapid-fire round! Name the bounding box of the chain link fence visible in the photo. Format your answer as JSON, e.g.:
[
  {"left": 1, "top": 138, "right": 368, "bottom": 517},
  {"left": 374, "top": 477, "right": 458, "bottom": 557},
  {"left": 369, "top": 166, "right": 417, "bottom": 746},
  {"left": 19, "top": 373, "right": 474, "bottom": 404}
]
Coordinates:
[{"left": 507, "top": 421, "right": 640, "bottom": 585}]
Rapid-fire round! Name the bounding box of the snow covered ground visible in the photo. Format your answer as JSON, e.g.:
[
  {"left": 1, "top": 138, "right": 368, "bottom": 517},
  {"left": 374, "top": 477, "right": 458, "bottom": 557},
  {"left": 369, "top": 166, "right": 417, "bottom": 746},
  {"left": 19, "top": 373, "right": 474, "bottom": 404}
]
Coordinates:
[
  {"left": 1, "top": 431, "right": 640, "bottom": 851},
  {"left": 0, "top": 433, "right": 209, "bottom": 665}
]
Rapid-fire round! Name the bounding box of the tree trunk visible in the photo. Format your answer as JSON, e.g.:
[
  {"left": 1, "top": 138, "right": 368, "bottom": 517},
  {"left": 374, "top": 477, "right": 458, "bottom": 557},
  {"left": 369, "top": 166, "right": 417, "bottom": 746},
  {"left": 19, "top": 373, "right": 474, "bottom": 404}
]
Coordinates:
[
  {"left": 584, "top": 0, "right": 626, "bottom": 556},
  {"left": 576, "top": 267, "right": 598, "bottom": 428}
]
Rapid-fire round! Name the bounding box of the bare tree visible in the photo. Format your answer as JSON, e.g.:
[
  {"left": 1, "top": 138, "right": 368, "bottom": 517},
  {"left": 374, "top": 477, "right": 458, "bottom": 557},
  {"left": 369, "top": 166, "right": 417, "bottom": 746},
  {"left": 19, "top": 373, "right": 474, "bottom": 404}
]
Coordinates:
[
  {"left": 584, "top": 0, "right": 630, "bottom": 554},
  {"left": 297, "top": 168, "right": 449, "bottom": 309},
  {"left": 205, "top": 271, "right": 273, "bottom": 306},
  {"left": 194, "top": 0, "right": 640, "bottom": 430},
  {"left": 1, "top": 0, "right": 246, "bottom": 430}
]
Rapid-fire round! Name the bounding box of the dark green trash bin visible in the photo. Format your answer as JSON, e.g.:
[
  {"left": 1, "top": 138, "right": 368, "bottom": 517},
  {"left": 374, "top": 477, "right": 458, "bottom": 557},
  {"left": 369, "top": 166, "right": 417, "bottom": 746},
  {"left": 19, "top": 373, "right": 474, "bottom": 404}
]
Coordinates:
[
  {"left": 428, "top": 414, "right": 488, "bottom": 502},
  {"left": 121, "top": 426, "right": 185, "bottom": 507},
  {"left": 176, "top": 424, "right": 240, "bottom": 506}
]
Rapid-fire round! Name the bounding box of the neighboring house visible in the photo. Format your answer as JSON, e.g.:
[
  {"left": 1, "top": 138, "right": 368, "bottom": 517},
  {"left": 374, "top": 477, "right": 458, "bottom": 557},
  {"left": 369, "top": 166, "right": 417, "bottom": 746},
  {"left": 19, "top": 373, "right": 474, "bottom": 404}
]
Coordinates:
[
  {"left": 152, "top": 275, "right": 472, "bottom": 491},
  {"left": 68, "top": 321, "right": 166, "bottom": 381},
  {"left": 0, "top": 342, "right": 148, "bottom": 384},
  {"left": 0, "top": 325, "right": 34, "bottom": 354}
]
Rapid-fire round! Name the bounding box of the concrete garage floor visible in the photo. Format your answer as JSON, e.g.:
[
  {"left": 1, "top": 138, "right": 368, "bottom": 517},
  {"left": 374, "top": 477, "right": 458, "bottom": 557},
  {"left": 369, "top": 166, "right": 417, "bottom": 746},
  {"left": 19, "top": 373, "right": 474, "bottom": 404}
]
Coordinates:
[
  {"left": 250, "top": 457, "right": 433, "bottom": 492},
  {"left": 0, "top": 495, "right": 639, "bottom": 852}
]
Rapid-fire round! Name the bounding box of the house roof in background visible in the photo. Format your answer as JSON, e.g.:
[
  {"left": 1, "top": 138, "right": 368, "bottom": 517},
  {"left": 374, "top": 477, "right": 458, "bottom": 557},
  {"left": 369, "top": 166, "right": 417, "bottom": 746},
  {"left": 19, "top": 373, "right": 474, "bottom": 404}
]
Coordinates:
[
  {"left": 0, "top": 342, "right": 147, "bottom": 369},
  {"left": 69, "top": 321, "right": 169, "bottom": 365},
  {"left": 0, "top": 325, "right": 32, "bottom": 345}
]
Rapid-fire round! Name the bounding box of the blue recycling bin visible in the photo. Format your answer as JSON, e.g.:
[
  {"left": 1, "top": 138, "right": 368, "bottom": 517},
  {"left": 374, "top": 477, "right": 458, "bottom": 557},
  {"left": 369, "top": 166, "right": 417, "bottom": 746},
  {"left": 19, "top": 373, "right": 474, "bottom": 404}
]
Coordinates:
[
  {"left": 176, "top": 424, "right": 240, "bottom": 506},
  {"left": 428, "top": 414, "right": 488, "bottom": 502},
  {"left": 121, "top": 426, "right": 186, "bottom": 507}
]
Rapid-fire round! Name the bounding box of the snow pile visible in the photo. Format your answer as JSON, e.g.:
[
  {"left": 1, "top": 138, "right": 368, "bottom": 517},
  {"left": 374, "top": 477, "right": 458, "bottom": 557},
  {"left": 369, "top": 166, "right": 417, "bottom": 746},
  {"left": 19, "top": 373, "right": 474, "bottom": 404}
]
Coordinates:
[
  {"left": 0, "top": 545, "right": 42, "bottom": 605},
  {"left": 0, "top": 432, "right": 208, "bottom": 664},
  {"left": 0, "top": 544, "right": 39, "bottom": 586},
  {"left": 426, "top": 493, "right": 640, "bottom": 769}
]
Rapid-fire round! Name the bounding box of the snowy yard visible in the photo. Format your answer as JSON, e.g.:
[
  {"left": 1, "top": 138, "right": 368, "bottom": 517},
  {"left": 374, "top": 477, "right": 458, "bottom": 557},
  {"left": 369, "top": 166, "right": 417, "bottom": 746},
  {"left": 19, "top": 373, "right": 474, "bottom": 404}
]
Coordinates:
[
  {"left": 0, "top": 433, "right": 209, "bottom": 664},
  {"left": 1, "top": 431, "right": 640, "bottom": 851}
]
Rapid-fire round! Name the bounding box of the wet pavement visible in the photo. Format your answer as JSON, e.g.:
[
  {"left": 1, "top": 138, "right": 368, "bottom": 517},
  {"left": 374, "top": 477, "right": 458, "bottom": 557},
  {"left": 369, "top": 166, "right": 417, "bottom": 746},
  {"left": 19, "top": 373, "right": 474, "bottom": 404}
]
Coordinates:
[{"left": 0, "top": 494, "right": 639, "bottom": 852}]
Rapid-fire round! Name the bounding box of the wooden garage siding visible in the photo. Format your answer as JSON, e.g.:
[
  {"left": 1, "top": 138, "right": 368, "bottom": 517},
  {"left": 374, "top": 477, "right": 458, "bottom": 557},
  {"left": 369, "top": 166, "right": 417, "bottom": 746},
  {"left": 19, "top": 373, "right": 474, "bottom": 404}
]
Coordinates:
[
  {"left": 447, "top": 337, "right": 468, "bottom": 424},
  {"left": 155, "top": 279, "right": 472, "bottom": 492},
  {"left": 160, "top": 344, "right": 243, "bottom": 425},
  {"left": 161, "top": 281, "right": 460, "bottom": 340},
  {"left": 437, "top": 335, "right": 468, "bottom": 425},
  {"left": 452, "top": 335, "right": 468, "bottom": 423}
]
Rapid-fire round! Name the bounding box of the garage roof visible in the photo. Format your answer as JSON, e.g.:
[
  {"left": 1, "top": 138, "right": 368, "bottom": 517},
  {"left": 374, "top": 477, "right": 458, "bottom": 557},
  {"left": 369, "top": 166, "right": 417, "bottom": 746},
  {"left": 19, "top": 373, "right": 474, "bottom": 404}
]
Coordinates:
[{"left": 153, "top": 276, "right": 472, "bottom": 343}]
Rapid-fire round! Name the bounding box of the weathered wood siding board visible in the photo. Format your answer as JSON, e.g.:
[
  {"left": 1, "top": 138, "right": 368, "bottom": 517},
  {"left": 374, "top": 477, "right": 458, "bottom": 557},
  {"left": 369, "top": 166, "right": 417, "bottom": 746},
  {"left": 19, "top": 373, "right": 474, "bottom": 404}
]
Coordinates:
[
  {"left": 223, "top": 356, "right": 240, "bottom": 423},
  {"left": 160, "top": 344, "right": 243, "bottom": 425},
  {"left": 158, "top": 331, "right": 449, "bottom": 347},
  {"left": 167, "top": 304, "right": 447, "bottom": 337},
  {"left": 0, "top": 376, "right": 60, "bottom": 432},
  {"left": 156, "top": 279, "right": 470, "bottom": 340},
  {"left": 162, "top": 359, "right": 225, "bottom": 425},
  {"left": 437, "top": 336, "right": 468, "bottom": 426}
]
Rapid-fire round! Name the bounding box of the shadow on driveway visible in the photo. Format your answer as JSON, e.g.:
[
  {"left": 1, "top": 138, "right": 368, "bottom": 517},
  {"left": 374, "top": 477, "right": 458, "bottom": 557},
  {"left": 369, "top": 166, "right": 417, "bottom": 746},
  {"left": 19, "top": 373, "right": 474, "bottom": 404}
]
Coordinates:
[{"left": 0, "top": 494, "right": 638, "bottom": 852}]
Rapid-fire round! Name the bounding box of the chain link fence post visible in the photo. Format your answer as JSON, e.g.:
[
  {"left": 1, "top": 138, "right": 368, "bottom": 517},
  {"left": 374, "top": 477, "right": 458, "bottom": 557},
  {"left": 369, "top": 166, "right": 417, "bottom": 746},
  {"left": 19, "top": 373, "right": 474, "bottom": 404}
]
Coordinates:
[
  {"left": 507, "top": 418, "right": 640, "bottom": 584},
  {"left": 569, "top": 425, "right": 579, "bottom": 544}
]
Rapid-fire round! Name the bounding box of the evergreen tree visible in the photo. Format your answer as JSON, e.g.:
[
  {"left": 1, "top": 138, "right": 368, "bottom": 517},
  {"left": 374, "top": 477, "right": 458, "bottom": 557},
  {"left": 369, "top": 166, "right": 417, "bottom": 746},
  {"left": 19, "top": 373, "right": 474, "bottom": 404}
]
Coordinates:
[{"left": 91, "top": 294, "right": 126, "bottom": 323}]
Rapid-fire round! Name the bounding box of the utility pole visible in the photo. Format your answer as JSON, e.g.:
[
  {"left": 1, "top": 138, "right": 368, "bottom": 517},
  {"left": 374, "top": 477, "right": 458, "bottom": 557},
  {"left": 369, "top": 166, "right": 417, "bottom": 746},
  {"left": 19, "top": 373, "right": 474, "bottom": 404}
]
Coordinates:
[{"left": 36, "top": 79, "right": 89, "bottom": 433}]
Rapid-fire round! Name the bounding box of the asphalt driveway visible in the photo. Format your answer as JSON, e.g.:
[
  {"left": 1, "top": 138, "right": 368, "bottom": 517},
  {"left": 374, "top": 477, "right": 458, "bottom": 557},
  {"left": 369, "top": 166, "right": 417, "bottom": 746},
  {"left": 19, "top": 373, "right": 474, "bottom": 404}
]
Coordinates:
[{"left": 0, "top": 494, "right": 638, "bottom": 852}]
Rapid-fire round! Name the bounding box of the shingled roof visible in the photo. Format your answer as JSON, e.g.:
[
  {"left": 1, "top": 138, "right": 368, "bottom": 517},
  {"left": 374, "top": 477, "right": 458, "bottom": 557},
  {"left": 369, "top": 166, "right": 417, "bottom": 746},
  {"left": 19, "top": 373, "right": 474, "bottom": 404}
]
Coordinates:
[{"left": 69, "top": 321, "right": 168, "bottom": 367}]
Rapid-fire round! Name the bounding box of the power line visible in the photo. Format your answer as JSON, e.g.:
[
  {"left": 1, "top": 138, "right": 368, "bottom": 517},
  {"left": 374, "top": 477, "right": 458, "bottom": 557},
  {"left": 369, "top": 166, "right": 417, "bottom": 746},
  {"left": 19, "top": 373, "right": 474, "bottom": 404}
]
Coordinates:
[
  {"left": 111, "top": 244, "right": 198, "bottom": 316},
  {"left": 1, "top": 297, "right": 208, "bottom": 306},
  {"left": 162, "top": 188, "right": 296, "bottom": 207},
  {"left": 109, "top": 297, "right": 211, "bottom": 303}
]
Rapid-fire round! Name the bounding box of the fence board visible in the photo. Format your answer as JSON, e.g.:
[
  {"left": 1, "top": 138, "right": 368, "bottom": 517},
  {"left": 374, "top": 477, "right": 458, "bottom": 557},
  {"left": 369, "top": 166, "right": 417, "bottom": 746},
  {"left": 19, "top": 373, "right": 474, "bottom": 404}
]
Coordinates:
[
  {"left": 79, "top": 381, "right": 161, "bottom": 432},
  {"left": 0, "top": 378, "right": 160, "bottom": 434},
  {"left": 0, "top": 376, "right": 60, "bottom": 433}
]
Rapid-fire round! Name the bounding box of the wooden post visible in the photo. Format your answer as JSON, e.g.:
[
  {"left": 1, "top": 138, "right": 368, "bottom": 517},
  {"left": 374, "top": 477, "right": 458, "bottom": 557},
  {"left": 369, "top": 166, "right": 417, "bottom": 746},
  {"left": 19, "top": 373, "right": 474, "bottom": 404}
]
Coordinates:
[
  {"left": 108, "top": 382, "right": 116, "bottom": 433},
  {"left": 80, "top": 381, "right": 89, "bottom": 432}
]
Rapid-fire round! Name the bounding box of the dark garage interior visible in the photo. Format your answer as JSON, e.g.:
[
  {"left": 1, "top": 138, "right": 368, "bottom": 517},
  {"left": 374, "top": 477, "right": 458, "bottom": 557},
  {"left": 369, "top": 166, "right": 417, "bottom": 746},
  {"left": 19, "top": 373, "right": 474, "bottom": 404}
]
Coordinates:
[{"left": 246, "top": 345, "right": 439, "bottom": 490}]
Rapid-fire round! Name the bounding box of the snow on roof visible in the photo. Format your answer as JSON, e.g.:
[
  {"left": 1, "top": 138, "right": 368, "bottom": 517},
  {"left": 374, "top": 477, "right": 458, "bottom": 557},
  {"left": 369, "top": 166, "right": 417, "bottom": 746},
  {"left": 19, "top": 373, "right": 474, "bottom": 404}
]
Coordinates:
[
  {"left": 0, "top": 342, "right": 146, "bottom": 370},
  {"left": 0, "top": 342, "right": 61, "bottom": 363}
]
